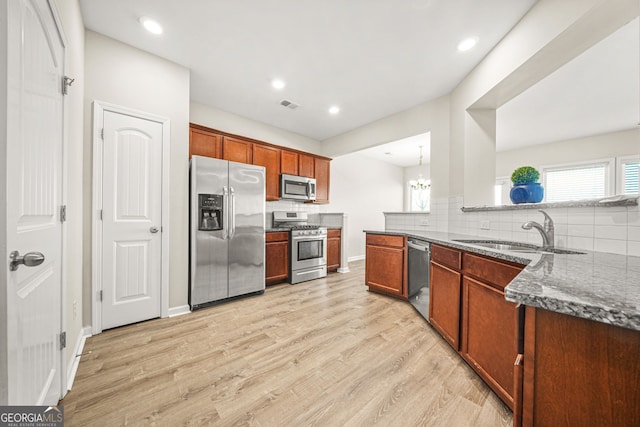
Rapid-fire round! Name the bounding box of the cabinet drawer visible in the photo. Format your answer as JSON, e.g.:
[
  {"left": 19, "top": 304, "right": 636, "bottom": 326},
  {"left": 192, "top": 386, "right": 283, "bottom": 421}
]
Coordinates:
[
  {"left": 327, "top": 228, "right": 341, "bottom": 238},
  {"left": 266, "top": 231, "right": 289, "bottom": 242},
  {"left": 366, "top": 234, "right": 404, "bottom": 248},
  {"left": 432, "top": 244, "right": 462, "bottom": 270},
  {"left": 463, "top": 253, "right": 523, "bottom": 290}
]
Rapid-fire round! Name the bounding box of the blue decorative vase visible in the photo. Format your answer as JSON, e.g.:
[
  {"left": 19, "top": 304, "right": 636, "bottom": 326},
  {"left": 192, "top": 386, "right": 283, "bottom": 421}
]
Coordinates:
[{"left": 510, "top": 182, "right": 544, "bottom": 204}]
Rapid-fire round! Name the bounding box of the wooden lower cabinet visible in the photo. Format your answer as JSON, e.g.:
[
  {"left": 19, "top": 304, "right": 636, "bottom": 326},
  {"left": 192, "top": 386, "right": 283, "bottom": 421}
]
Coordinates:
[
  {"left": 461, "top": 276, "right": 518, "bottom": 408},
  {"left": 429, "top": 260, "right": 461, "bottom": 349},
  {"left": 265, "top": 231, "right": 289, "bottom": 285},
  {"left": 461, "top": 252, "right": 523, "bottom": 410},
  {"left": 429, "top": 244, "right": 524, "bottom": 409},
  {"left": 327, "top": 229, "right": 341, "bottom": 272},
  {"left": 365, "top": 233, "right": 406, "bottom": 298},
  {"left": 517, "top": 306, "right": 640, "bottom": 427}
]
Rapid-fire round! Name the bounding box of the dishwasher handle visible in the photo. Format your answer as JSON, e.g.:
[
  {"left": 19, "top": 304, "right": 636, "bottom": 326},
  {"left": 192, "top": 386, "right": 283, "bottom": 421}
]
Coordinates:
[{"left": 407, "top": 241, "right": 430, "bottom": 252}]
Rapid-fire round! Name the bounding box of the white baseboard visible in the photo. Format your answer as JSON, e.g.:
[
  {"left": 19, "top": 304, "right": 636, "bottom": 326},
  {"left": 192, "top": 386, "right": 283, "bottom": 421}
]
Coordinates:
[
  {"left": 348, "top": 255, "right": 365, "bottom": 262},
  {"left": 168, "top": 305, "right": 191, "bottom": 317},
  {"left": 67, "top": 326, "right": 91, "bottom": 390},
  {"left": 337, "top": 266, "right": 350, "bottom": 273}
]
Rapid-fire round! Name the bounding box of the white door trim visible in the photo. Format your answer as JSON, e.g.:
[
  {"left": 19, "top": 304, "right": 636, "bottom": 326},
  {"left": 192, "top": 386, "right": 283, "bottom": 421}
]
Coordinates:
[
  {"left": 91, "top": 101, "right": 170, "bottom": 335},
  {"left": 47, "top": 0, "right": 69, "bottom": 398}
]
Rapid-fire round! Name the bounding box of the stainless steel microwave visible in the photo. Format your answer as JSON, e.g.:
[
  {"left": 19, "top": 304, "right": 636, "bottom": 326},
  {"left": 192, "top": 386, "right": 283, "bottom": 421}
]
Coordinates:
[{"left": 281, "top": 174, "right": 316, "bottom": 201}]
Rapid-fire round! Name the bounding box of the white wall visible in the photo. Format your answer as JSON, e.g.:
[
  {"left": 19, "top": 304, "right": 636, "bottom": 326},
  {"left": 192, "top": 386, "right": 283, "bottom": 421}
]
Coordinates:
[
  {"left": 496, "top": 128, "right": 640, "bottom": 177},
  {"left": 329, "top": 152, "right": 404, "bottom": 259},
  {"left": 84, "top": 31, "right": 191, "bottom": 313},
  {"left": 190, "top": 102, "right": 321, "bottom": 154},
  {"left": 55, "top": 0, "right": 85, "bottom": 378},
  {"left": 321, "top": 96, "right": 450, "bottom": 199}
]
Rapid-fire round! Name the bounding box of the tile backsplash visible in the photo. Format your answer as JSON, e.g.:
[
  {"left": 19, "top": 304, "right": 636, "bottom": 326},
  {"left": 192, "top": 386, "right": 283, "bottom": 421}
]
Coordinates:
[{"left": 385, "top": 196, "right": 640, "bottom": 256}]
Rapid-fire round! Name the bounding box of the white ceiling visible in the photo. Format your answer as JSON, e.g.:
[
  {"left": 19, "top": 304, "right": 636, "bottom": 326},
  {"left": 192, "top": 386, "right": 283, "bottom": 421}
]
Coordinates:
[
  {"left": 360, "top": 133, "right": 431, "bottom": 167},
  {"left": 79, "top": 0, "right": 536, "bottom": 141},
  {"left": 361, "top": 17, "right": 639, "bottom": 168}
]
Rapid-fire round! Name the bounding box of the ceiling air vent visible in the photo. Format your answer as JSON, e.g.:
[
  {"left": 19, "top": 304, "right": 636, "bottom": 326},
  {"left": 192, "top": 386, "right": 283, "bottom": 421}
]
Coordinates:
[{"left": 280, "top": 99, "right": 299, "bottom": 110}]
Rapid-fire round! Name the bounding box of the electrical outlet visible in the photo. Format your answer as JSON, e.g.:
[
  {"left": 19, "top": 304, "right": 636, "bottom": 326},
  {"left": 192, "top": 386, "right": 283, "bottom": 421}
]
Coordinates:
[
  {"left": 480, "top": 220, "right": 490, "bottom": 230},
  {"left": 73, "top": 301, "right": 77, "bottom": 320},
  {"left": 420, "top": 219, "right": 429, "bottom": 226}
]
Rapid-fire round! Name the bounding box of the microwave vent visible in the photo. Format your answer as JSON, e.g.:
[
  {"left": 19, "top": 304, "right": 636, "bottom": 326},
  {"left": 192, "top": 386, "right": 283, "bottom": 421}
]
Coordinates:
[{"left": 280, "top": 99, "right": 299, "bottom": 110}]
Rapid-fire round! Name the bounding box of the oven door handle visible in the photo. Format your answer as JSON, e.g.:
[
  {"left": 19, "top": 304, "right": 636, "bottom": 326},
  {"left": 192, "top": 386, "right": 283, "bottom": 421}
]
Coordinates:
[{"left": 291, "top": 235, "right": 326, "bottom": 242}]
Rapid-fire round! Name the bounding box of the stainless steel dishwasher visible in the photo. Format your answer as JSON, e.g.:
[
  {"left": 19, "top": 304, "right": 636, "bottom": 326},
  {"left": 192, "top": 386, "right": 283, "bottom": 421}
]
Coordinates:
[{"left": 407, "top": 238, "right": 431, "bottom": 322}]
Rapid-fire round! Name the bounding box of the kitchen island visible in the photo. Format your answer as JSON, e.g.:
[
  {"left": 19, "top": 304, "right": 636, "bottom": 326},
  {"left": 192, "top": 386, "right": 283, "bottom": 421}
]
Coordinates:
[{"left": 364, "top": 230, "right": 640, "bottom": 427}]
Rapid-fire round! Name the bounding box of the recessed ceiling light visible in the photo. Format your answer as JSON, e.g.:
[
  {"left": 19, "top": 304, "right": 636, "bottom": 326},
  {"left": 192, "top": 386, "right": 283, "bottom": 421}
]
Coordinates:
[
  {"left": 139, "top": 17, "right": 163, "bottom": 35},
  {"left": 329, "top": 106, "right": 340, "bottom": 115},
  {"left": 271, "top": 79, "right": 286, "bottom": 90},
  {"left": 457, "top": 37, "right": 478, "bottom": 52}
]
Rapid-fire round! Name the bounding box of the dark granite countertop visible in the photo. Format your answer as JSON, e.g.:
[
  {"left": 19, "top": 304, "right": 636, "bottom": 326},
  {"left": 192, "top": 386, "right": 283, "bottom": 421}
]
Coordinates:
[{"left": 364, "top": 230, "right": 640, "bottom": 331}]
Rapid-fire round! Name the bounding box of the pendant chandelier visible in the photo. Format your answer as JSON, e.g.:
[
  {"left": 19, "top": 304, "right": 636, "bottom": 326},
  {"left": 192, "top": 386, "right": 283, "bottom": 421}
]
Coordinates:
[{"left": 409, "top": 146, "right": 429, "bottom": 190}]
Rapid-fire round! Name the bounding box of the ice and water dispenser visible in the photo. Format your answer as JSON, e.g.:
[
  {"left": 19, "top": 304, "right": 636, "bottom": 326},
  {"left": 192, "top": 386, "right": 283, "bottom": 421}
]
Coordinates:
[{"left": 198, "top": 194, "right": 223, "bottom": 231}]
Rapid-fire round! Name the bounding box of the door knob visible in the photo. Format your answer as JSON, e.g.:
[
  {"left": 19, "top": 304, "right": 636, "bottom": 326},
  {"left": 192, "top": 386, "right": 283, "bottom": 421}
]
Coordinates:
[
  {"left": 9, "top": 251, "right": 45, "bottom": 271},
  {"left": 150, "top": 226, "right": 159, "bottom": 233}
]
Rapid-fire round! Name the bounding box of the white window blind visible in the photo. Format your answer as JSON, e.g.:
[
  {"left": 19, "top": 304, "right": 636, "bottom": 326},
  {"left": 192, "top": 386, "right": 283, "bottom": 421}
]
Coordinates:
[
  {"left": 622, "top": 160, "right": 639, "bottom": 194},
  {"left": 544, "top": 164, "right": 607, "bottom": 202}
]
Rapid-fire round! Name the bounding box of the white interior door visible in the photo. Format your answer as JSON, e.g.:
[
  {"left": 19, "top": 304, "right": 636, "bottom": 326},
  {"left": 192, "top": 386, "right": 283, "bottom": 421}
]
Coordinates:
[
  {"left": 4, "top": 0, "right": 65, "bottom": 405},
  {"left": 100, "top": 110, "right": 163, "bottom": 330}
]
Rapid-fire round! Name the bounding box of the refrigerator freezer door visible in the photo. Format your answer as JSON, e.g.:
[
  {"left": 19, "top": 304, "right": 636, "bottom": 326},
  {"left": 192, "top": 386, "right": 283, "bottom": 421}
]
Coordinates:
[
  {"left": 190, "top": 156, "right": 229, "bottom": 306},
  {"left": 228, "top": 161, "right": 266, "bottom": 297}
]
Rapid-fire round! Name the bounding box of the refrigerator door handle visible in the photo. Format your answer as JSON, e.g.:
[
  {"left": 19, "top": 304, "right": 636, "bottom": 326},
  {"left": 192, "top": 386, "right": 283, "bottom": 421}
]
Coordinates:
[
  {"left": 229, "top": 187, "right": 236, "bottom": 239},
  {"left": 222, "top": 186, "right": 229, "bottom": 240}
]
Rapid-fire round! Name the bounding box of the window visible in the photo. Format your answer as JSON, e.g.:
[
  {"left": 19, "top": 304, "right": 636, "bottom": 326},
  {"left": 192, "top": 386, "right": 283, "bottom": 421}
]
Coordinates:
[
  {"left": 542, "top": 160, "right": 613, "bottom": 203},
  {"left": 617, "top": 156, "right": 639, "bottom": 195},
  {"left": 495, "top": 177, "right": 510, "bottom": 206},
  {"left": 409, "top": 181, "right": 430, "bottom": 211}
]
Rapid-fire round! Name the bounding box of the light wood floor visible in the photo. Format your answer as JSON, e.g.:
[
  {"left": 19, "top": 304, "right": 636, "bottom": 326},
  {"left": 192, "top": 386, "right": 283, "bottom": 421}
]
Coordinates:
[{"left": 62, "top": 261, "right": 512, "bottom": 426}]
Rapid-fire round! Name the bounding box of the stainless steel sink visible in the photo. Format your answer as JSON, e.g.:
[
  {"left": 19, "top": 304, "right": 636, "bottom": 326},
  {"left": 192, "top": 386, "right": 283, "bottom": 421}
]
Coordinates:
[{"left": 453, "top": 239, "right": 585, "bottom": 255}]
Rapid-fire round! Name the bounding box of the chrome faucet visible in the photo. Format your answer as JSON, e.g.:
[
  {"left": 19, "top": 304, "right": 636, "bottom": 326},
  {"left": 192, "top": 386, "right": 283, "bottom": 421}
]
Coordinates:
[{"left": 522, "top": 209, "right": 554, "bottom": 250}]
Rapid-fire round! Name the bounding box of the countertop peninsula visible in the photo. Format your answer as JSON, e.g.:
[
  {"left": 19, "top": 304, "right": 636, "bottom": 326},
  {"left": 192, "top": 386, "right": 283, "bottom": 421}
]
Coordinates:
[{"left": 364, "top": 230, "right": 640, "bottom": 331}]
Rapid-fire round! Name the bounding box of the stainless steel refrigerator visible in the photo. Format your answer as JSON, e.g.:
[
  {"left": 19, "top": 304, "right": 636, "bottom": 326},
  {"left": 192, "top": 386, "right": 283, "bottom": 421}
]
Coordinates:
[{"left": 189, "top": 155, "right": 266, "bottom": 309}]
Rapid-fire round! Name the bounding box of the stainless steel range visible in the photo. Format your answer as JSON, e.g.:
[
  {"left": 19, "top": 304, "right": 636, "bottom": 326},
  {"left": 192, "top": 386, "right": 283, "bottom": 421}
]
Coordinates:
[{"left": 273, "top": 212, "right": 327, "bottom": 284}]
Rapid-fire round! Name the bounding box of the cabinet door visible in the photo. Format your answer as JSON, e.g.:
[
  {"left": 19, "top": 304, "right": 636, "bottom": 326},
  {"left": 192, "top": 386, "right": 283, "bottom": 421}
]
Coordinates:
[
  {"left": 265, "top": 232, "right": 289, "bottom": 285},
  {"left": 189, "top": 128, "right": 222, "bottom": 158},
  {"left": 365, "top": 244, "right": 404, "bottom": 297},
  {"left": 223, "top": 136, "right": 252, "bottom": 163},
  {"left": 253, "top": 144, "right": 280, "bottom": 201},
  {"left": 299, "top": 153, "right": 315, "bottom": 178},
  {"left": 281, "top": 150, "right": 299, "bottom": 175},
  {"left": 522, "top": 307, "right": 640, "bottom": 427},
  {"left": 461, "top": 276, "right": 517, "bottom": 409},
  {"left": 429, "top": 261, "right": 461, "bottom": 350},
  {"left": 313, "top": 157, "right": 330, "bottom": 203},
  {"left": 327, "top": 229, "right": 341, "bottom": 272}
]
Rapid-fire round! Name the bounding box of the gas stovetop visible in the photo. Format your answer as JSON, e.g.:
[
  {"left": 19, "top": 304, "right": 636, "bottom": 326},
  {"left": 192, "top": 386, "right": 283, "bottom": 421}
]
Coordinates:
[{"left": 272, "top": 212, "right": 326, "bottom": 235}]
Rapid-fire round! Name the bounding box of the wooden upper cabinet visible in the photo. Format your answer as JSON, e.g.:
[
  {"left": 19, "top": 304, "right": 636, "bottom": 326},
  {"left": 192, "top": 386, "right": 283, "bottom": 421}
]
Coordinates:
[
  {"left": 299, "top": 153, "right": 315, "bottom": 178},
  {"left": 189, "top": 128, "right": 222, "bottom": 159},
  {"left": 280, "top": 150, "right": 299, "bottom": 175},
  {"left": 223, "top": 136, "right": 252, "bottom": 163},
  {"left": 252, "top": 144, "right": 281, "bottom": 201},
  {"left": 313, "top": 157, "right": 330, "bottom": 204}
]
